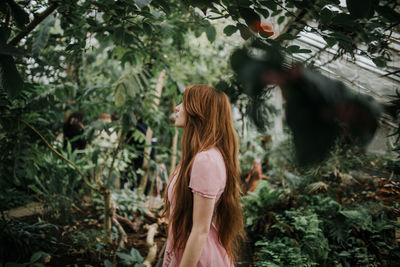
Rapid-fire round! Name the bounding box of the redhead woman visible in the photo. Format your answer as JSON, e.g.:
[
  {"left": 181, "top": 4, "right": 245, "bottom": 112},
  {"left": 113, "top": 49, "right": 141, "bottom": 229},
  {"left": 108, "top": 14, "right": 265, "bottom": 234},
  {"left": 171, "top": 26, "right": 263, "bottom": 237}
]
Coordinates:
[{"left": 163, "top": 85, "right": 245, "bottom": 267}]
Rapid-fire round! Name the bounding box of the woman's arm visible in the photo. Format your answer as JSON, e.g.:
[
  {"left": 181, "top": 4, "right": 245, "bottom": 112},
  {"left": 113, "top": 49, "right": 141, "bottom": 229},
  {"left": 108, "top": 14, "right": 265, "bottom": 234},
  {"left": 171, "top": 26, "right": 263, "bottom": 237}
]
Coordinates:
[{"left": 179, "top": 193, "right": 216, "bottom": 267}]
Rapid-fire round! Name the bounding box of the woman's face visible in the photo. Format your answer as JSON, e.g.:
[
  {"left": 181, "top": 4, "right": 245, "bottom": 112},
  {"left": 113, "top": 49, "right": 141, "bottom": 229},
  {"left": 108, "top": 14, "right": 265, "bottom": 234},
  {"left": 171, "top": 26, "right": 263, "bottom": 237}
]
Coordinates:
[{"left": 175, "top": 103, "right": 185, "bottom": 127}]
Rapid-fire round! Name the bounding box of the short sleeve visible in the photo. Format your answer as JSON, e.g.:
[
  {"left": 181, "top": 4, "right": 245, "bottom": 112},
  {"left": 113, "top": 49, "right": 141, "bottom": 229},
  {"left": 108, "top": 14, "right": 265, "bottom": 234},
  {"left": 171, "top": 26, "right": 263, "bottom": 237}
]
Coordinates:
[{"left": 189, "top": 150, "right": 226, "bottom": 199}]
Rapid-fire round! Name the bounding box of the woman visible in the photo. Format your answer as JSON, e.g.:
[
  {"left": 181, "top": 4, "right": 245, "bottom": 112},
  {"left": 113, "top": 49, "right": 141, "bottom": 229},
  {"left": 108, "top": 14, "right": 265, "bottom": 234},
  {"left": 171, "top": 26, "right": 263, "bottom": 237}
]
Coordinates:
[{"left": 163, "top": 84, "right": 245, "bottom": 267}]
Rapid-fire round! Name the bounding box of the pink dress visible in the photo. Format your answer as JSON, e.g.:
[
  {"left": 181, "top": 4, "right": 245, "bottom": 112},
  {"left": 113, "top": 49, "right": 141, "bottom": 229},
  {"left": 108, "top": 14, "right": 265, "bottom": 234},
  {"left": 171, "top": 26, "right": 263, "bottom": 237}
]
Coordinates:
[{"left": 163, "top": 147, "right": 233, "bottom": 267}]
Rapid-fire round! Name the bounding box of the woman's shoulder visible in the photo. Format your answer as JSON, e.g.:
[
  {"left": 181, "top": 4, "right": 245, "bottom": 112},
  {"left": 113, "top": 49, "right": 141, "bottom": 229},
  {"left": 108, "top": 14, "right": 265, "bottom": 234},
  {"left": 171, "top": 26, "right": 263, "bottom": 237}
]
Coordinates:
[
  {"left": 195, "top": 147, "right": 224, "bottom": 165},
  {"left": 193, "top": 147, "right": 225, "bottom": 173},
  {"left": 190, "top": 147, "right": 227, "bottom": 197}
]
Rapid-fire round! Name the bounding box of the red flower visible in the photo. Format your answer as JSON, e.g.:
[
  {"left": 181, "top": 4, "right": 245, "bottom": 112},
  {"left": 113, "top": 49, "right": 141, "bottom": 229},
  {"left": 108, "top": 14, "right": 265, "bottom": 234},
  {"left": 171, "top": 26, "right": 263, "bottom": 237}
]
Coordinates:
[{"left": 251, "top": 21, "right": 274, "bottom": 36}]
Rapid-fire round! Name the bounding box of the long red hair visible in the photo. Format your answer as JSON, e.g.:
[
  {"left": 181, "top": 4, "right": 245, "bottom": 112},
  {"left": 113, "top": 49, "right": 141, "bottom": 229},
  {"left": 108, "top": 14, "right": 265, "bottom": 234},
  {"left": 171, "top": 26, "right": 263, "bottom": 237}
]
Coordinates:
[{"left": 164, "top": 84, "right": 245, "bottom": 262}]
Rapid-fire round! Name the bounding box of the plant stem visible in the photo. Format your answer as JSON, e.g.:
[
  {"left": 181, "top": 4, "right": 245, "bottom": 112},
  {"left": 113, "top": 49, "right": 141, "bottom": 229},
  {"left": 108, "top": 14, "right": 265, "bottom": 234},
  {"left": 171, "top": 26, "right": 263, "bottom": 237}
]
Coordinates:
[
  {"left": 9, "top": 3, "right": 58, "bottom": 46},
  {"left": 104, "top": 188, "right": 112, "bottom": 241},
  {"left": 20, "top": 119, "right": 100, "bottom": 192}
]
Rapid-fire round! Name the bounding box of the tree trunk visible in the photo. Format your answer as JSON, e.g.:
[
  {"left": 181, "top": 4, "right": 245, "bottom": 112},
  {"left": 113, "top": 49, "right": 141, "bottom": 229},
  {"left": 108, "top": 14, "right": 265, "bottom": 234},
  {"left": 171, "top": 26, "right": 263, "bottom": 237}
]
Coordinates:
[{"left": 138, "top": 69, "right": 166, "bottom": 195}]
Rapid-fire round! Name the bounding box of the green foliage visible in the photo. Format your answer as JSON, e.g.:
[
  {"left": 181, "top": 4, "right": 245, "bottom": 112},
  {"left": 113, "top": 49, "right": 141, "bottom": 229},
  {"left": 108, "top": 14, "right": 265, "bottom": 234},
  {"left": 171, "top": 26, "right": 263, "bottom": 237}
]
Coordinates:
[
  {"left": 243, "top": 179, "right": 400, "bottom": 266},
  {"left": 242, "top": 180, "right": 285, "bottom": 232},
  {"left": 0, "top": 188, "right": 35, "bottom": 211},
  {"left": 0, "top": 218, "right": 57, "bottom": 263},
  {"left": 32, "top": 15, "right": 56, "bottom": 58},
  {"left": 238, "top": 127, "right": 267, "bottom": 174},
  {"left": 185, "top": 0, "right": 398, "bottom": 67},
  {"left": 115, "top": 248, "right": 145, "bottom": 266},
  {"left": 66, "top": 228, "right": 109, "bottom": 260},
  {"left": 0, "top": 53, "right": 24, "bottom": 98},
  {"left": 4, "top": 251, "right": 50, "bottom": 267},
  {"left": 114, "top": 67, "right": 151, "bottom": 107},
  {"left": 0, "top": 84, "right": 65, "bottom": 211},
  {"left": 112, "top": 189, "right": 146, "bottom": 220},
  {"left": 28, "top": 148, "right": 87, "bottom": 223}
]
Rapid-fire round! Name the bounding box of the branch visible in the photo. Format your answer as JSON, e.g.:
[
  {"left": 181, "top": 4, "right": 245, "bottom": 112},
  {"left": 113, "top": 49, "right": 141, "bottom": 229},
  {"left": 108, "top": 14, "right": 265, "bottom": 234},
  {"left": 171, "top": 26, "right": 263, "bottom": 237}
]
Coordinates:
[
  {"left": 9, "top": 3, "right": 58, "bottom": 46},
  {"left": 111, "top": 200, "right": 128, "bottom": 249},
  {"left": 380, "top": 69, "right": 400, "bottom": 78},
  {"left": 116, "top": 213, "right": 140, "bottom": 232},
  {"left": 143, "top": 223, "right": 159, "bottom": 267},
  {"left": 155, "top": 242, "right": 167, "bottom": 267},
  {"left": 20, "top": 119, "right": 100, "bottom": 192},
  {"left": 107, "top": 129, "right": 125, "bottom": 186}
]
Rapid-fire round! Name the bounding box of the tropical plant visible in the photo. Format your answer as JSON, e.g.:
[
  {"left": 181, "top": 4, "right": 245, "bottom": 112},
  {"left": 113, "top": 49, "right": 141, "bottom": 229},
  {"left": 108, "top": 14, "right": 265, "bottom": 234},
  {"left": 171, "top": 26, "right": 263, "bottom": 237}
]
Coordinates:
[
  {"left": 242, "top": 176, "right": 400, "bottom": 266},
  {"left": 0, "top": 218, "right": 58, "bottom": 263}
]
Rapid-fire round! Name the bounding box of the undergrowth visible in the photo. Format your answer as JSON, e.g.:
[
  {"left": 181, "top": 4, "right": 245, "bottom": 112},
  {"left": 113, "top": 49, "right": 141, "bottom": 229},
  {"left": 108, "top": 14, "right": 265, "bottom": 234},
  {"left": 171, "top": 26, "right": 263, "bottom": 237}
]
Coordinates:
[{"left": 242, "top": 142, "right": 400, "bottom": 267}]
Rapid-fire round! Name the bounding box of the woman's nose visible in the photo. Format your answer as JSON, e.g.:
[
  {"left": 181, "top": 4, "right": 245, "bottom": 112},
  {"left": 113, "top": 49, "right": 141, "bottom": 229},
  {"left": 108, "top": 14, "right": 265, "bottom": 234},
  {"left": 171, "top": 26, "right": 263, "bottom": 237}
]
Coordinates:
[{"left": 175, "top": 104, "right": 181, "bottom": 112}]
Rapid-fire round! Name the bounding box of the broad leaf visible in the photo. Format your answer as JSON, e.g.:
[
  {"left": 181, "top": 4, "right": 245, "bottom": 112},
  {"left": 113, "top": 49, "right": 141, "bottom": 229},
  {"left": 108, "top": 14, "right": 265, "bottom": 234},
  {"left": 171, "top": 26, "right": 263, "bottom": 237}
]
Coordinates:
[
  {"left": 130, "top": 247, "right": 143, "bottom": 262},
  {"left": 103, "top": 260, "right": 115, "bottom": 267},
  {"left": 286, "top": 45, "right": 300, "bottom": 54},
  {"left": 114, "top": 83, "right": 127, "bottom": 107},
  {"left": 30, "top": 251, "right": 49, "bottom": 263},
  {"left": 143, "top": 22, "right": 152, "bottom": 35},
  {"left": 0, "top": 43, "right": 24, "bottom": 56},
  {"left": 278, "top": 33, "right": 296, "bottom": 41},
  {"left": 277, "top": 16, "right": 285, "bottom": 25},
  {"left": 223, "top": 25, "right": 237, "bottom": 36},
  {"left": 260, "top": 0, "right": 277, "bottom": 11},
  {"left": 239, "top": 7, "right": 260, "bottom": 27},
  {"left": 346, "top": 0, "right": 373, "bottom": 19},
  {"left": 7, "top": 0, "right": 30, "bottom": 28},
  {"left": 372, "top": 56, "right": 386, "bottom": 68},
  {"left": 0, "top": 55, "right": 24, "bottom": 98},
  {"left": 375, "top": 5, "right": 400, "bottom": 22},
  {"left": 206, "top": 25, "right": 216, "bottom": 43},
  {"left": 116, "top": 251, "right": 135, "bottom": 265}
]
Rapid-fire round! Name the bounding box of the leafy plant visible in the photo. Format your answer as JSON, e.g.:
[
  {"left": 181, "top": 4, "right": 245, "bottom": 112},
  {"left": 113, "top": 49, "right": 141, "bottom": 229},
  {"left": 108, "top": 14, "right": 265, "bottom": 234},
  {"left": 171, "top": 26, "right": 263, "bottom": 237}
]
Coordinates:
[
  {"left": 4, "top": 251, "right": 50, "bottom": 267},
  {"left": 243, "top": 180, "right": 400, "bottom": 266},
  {"left": 115, "top": 247, "right": 145, "bottom": 267},
  {"left": 242, "top": 180, "right": 285, "bottom": 233},
  {"left": 66, "top": 228, "right": 109, "bottom": 261},
  {"left": 112, "top": 189, "right": 146, "bottom": 220},
  {"left": 0, "top": 218, "right": 58, "bottom": 263}
]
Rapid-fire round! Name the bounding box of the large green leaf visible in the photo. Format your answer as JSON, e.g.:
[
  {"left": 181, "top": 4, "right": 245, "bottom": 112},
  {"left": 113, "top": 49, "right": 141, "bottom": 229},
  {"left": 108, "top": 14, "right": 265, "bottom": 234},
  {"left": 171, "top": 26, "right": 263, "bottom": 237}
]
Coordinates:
[
  {"left": 346, "top": 0, "right": 373, "bottom": 19},
  {"left": 0, "top": 54, "right": 24, "bottom": 98},
  {"left": 103, "top": 260, "right": 115, "bottom": 267},
  {"left": 114, "top": 83, "right": 127, "bottom": 107},
  {"left": 259, "top": 0, "right": 277, "bottom": 11},
  {"left": 0, "top": 43, "right": 24, "bottom": 56},
  {"left": 239, "top": 7, "right": 260, "bottom": 27},
  {"left": 277, "top": 16, "right": 285, "bottom": 25},
  {"left": 286, "top": 45, "right": 300, "bottom": 54},
  {"left": 332, "top": 13, "right": 355, "bottom": 27},
  {"left": 6, "top": 0, "right": 30, "bottom": 28},
  {"left": 130, "top": 247, "right": 143, "bottom": 262},
  {"left": 206, "top": 25, "right": 216, "bottom": 43},
  {"left": 116, "top": 251, "right": 136, "bottom": 265},
  {"left": 0, "top": 1, "right": 8, "bottom": 13},
  {"left": 223, "top": 25, "right": 237, "bottom": 36},
  {"left": 319, "top": 7, "right": 336, "bottom": 24},
  {"left": 375, "top": 5, "right": 400, "bottom": 22}
]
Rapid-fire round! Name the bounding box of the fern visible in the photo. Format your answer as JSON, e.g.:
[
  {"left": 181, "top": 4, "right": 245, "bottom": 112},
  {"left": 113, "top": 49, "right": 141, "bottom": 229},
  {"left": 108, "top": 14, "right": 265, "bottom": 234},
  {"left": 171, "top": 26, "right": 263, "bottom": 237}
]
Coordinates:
[{"left": 32, "top": 15, "right": 55, "bottom": 57}]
